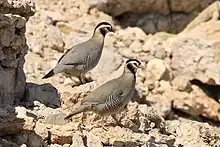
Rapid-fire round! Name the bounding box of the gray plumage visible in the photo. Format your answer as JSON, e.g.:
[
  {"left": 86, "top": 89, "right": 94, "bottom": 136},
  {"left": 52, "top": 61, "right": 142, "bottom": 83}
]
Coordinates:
[
  {"left": 42, "top": 22, "right": 114, "bottom": 83},
  {"left": 64, "top": 59, "right": 142, "bottom": 120}
]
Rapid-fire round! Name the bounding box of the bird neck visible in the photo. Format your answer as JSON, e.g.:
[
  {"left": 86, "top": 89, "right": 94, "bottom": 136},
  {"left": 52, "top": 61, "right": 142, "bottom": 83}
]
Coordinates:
[
  {"left": 121, "top": 67, "right": 136, "bottom": 84},
  {"left": 91, "top": 31, "right": 105, "bottom": 46}
]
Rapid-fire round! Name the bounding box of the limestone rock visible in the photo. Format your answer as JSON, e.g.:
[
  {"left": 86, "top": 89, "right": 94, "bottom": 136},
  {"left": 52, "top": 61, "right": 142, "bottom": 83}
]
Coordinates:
[
  {"left": 172, "top": 89, "right": 220, "bottom": 122},
  {"left": 147, "top": 58, "right": 168, "bottom": 81},
  {"left": 166, "top": 118, "right": 220, "bottom": 147},
  {"left": 0, "top": 0, "right": 35, "bottom": 19},
  {"left": 34, "top": 121, "right": 79, "bottom": 145},
  {"left": 70, "top": 134, "right": 85, "bottom": 147},
  {"left": 170, "top": 36, "right": 219, "bottom": 83},
  {"left": 88, "top": 0, "right": 214, "bottom": 17},
  {"left": 81, "top": 130, "right": 103, "bottom": 147},
  {"left": 88, "top": 0, "right": 215, "bottom": 33},
  {"left": 184, "top": 1, "right": 220, "bottom": 32},
  {"left": 172, "top": 75, "right": 192, "bottom": 92},
  {"left": 0, "top": 0, "right": 35, "bottom": 106}
]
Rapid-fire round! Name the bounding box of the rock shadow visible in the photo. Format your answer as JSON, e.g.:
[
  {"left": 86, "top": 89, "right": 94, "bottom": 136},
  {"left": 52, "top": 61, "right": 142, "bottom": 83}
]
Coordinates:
[
  {"left": 21, "top": 82, "right": 61, "bottom": 109},
  {"left": 115, "top": 12, "right": 194, "bottom": 34}
]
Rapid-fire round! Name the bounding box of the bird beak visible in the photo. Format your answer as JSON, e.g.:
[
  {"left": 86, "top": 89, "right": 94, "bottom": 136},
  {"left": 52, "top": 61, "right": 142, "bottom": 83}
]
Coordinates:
[
  {"left": 111, "top": 28, "right": 116, "bottom": 33},
  {"left": 139, "top": 64, "right": 145, "bottom": 70}
]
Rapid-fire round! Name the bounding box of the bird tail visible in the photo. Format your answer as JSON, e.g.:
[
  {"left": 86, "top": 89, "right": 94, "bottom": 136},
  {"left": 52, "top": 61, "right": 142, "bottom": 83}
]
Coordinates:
[
  {"left": 64, "top": 105, "right": 90, "bottom": 120},
  {"left": 42, "top": 69, "right": 55, "bottom": 79}
]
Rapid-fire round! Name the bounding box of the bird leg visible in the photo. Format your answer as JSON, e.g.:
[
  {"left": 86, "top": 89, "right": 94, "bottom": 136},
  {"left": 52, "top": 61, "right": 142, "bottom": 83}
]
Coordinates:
[
  {"left": 111, "top": 115, "right": 125, "bottom": 127},
  {"left": 79, "top": 74, "right": 87, "bottom": 84}
]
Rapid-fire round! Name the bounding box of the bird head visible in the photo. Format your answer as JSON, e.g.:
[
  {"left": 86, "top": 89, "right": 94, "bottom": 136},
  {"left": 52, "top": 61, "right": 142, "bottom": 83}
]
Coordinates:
[
  {"left": 93, "top": 22, "right": 115, "bottom": 37},
  {"left": 125, "top": 59, "right": 143, "bottom": 74}
]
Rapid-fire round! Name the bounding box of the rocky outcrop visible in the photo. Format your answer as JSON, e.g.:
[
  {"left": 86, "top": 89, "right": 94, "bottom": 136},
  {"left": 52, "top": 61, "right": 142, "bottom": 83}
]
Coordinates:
[
  {"left": 0, "top": 0, "right": 35, "bottom": 19},
  {"left": 88, "top": 0, "right": 218, "bottom": 33},
  {"left": 0, "top": 0, "right": 35, "bottom": 105},
  {"left": 88, "top": 0, "right": 215, "bottom": 17}
]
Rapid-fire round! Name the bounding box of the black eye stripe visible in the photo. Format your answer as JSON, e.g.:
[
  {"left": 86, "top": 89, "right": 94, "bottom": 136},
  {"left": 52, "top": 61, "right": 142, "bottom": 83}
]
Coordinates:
[
  {"left": 126, "top": 59, "right": 141, "bottom": 65},
  {"left": 94, "top": 22, "right": 112, "bottom": 30}
]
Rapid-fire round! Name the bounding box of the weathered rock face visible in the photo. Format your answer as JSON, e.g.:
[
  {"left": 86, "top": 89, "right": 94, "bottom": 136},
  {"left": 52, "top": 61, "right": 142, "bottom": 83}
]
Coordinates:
[
  {"left": 0, "top": 1, "right": 35, "bottom": 105},
  {"left": 0, "top": 0, "right": 35, "bottom": 19},
  {"left": 88, "top": 0, "right": 215, "bottom": 17},
  {"left": 88, "top": 0, "right": 217, "bottom": 33}
]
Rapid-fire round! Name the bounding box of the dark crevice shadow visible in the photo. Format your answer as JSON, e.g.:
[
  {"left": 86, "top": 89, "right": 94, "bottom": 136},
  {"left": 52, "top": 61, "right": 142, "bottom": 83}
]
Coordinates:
[
  {"left": 190, "top": 79, "right": 220, "bottom": 103},
  {"left": 115, "top": 12, "right": 195, "bottom": 34},
  {"left": 82, "top": 135, "right": 88, "bottom": 147},
  {"left": 21, "top": 82, "right": 61, "bottom": 109}
]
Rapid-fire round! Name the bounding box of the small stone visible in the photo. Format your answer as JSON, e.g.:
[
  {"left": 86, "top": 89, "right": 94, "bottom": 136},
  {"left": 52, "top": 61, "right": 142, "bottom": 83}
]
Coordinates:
[
  {"left": 147, "top": 58, "right": 167, "bottom": 80},
  {"left": 15, "top": 106, "right": 27, "bottom": 118},
  {"left": 172, "top": 75, "right": 192, "bottom": 92},
  {"left": 44, "top": 113, "right": 67, "bottom": 125},
  {"left": 70, "top": 134, "right": 85, "bottom": 147}
]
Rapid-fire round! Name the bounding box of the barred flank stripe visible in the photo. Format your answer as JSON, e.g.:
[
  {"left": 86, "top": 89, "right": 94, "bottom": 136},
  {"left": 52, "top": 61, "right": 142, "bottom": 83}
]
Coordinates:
[
  {"left": 104, "top": 95, "right": 123, "bottom": 113},
  {"left": 85, "top": 50, "right": 100, "bottom": 72}
]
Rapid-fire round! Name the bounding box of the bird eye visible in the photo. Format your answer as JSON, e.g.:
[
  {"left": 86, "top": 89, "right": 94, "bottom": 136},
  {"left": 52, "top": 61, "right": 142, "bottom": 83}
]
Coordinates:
[
  {"left": 134, "top": 63, "right": 138, "bottom": 67},
  {"left": 106, "top": 26, "right": 111, "bottom": 31}
]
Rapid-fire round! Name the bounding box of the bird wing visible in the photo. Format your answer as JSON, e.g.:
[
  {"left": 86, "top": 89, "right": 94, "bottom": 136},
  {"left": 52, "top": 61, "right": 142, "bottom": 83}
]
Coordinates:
[
  {"left": 58, "top": 40, "right": 100, "bottom": 66},
  {"left": 58, "top": 48, "right": 71, "bottom": 63},
  {"left": 82, "top": 78, "right": 124, "bottom": 105}
]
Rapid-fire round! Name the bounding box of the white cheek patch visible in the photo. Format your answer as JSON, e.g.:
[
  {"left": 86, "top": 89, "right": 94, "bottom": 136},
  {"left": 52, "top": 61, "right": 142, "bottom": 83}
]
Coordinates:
[
  {"left": 128, "top": 61, "right": 139, "bottom": 68},
  {"left": 96, "top": 25, "right": 112, "bottom": 30}
]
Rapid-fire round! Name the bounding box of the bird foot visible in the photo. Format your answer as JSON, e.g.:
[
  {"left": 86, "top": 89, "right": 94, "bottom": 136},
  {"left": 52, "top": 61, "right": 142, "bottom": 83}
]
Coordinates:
[
  {"left": 111, "top": 115, "right": 125, "bottom": 128},
  {"left": 84, "top": 76, "right": 93, "bottom": 83},
  {"left": 79, "top": 124, "right": 93, "bottom": 132}
]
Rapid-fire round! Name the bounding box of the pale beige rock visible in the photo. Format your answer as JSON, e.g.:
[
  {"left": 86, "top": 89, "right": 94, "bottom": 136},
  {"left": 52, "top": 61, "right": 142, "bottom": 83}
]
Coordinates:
[
  {"left": 147, "top": 58, "right": 167, "bottom": 81},
  {"left": 172, "top": 89, "right": 220, "bottom": 121},
  {"left": 70, "top": 134, "right": 85, "bottom": 147},
  {"left": 172, "top": 75, "right": 192, "bottom": 92},
  {"left": 82, "top": 130, "right": 103, "bottom": 147},
  {"left": 169, "top": 36, "right": 219, "bottom": 83},
  {"left": 35, "top": 121, "right": 79, "bottom": 145},
  {"left": 145, "top": 94, "right": 172, "bottom": 118},
  {"left": 50, "top": 144, "right": 62, "bottom": 147},
  {"left": 184, "top": 1, "right": 220, "bottom": 32},
  {"left": 44, "top": 113, "right": 67, "bottom": 125},
  {"left": 166, "top": 118, "right": 220, "bottom": 147}
]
